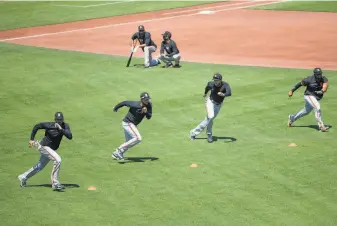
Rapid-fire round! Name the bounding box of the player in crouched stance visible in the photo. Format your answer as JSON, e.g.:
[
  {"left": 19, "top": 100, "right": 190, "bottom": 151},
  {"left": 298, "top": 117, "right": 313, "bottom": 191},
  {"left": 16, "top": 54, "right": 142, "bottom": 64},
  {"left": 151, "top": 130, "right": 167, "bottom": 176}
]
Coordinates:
[
  {"left": 112, "top": 92, "right": 152, "bottom": 160},
  {"left": 18, "top": 112, "right": 72, "bottom": 191},
  {"left": 288, "top": 68, "right": 329, "bottom": 132}
]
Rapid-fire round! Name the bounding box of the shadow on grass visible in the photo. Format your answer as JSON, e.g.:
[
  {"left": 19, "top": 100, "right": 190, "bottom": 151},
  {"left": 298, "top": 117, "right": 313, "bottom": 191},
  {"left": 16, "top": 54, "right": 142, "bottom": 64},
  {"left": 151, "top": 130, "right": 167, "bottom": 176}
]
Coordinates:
[
  {"left": 291, "top": 124, "right": 332, "bottom": 131},
  {"left": 132, "top": 63, "right": 144, "bottom": 68},
  {"left": 118, "top": 157, "right": 159, "bottom": 164},
  {"left": 195, "top": 136, "right": 237, "bottom": 143},
  {"left": 26, "top": 183, "right": 80, "bottom": 189}
]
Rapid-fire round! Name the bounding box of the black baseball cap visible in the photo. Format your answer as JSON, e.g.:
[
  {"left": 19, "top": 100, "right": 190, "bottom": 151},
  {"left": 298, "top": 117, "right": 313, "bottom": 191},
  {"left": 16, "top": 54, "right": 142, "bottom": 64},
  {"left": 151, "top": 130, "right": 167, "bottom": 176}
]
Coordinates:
[
  {"left": 313, "top": 67, "right": 322, "bottom": 75},
  {"left": 213, "top": 73, "right": 222, "bottom": 80},
  {"left": 55, "top": 112, "right": 64, "bottom": 121},
  {"left": 140, "top": 92, "right": 151, "bottom": 100},
  {"left": 162, "top": 31, "right": 171, "bottom": 37},
  {"left": 138, "top": 25, "right": 145, "bottom": 31}
]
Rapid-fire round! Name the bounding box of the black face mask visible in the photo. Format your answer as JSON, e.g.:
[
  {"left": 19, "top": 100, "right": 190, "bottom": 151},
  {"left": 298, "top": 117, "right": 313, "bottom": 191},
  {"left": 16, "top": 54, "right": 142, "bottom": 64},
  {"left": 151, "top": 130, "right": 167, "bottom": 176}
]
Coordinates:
[{"left": 314, "top": 74, "right": 322, "bottom": 82}]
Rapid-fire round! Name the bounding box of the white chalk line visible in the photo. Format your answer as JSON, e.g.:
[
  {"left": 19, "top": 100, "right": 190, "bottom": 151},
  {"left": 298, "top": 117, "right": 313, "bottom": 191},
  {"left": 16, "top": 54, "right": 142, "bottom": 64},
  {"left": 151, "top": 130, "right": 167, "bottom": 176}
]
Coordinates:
[
  {"left": 163, "top": 0, "right": 263, "bottom": 15},
  {"left": 209, "top": 1, "right": 280, "bottom": 13},
  {"left": 0, "top": 1, "right": 281, "bottom": 42},
  {"left": 53, "top": 1, "right": 133, "bottom": 8}
]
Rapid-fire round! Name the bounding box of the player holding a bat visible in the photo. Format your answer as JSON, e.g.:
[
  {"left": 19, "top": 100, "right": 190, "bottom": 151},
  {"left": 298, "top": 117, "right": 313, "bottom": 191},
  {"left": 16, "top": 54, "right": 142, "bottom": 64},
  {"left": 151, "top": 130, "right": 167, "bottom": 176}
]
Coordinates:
[{"left": 129, "top": 25, "right": 158, "bottom": 68}]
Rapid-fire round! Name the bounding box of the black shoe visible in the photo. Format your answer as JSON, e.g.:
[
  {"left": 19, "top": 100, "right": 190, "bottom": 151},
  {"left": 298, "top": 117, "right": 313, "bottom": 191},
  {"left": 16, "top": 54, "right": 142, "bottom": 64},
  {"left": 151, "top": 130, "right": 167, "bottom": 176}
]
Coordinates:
[
  {"left": 53, "top": 184, "right": 65, "bottom": 191},
  {"left": 207, "top": 134, "right": 213, "bottom": 143},
  {"left": 173, "top": 64, "right": 181, "bottom": 68}
]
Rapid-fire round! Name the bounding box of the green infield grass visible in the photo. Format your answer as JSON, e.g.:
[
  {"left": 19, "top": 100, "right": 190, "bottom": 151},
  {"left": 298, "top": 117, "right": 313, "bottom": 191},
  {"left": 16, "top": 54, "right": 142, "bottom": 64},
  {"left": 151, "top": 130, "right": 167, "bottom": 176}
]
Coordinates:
[
  {"left": 0, "top": 42, "right": 337, "bottom": 225},
  {"left": 253, "top": 1, "right": 337, "bottom": 13},
  {"left": 0, "top": 1, "right": 218, "bottom": 31}
]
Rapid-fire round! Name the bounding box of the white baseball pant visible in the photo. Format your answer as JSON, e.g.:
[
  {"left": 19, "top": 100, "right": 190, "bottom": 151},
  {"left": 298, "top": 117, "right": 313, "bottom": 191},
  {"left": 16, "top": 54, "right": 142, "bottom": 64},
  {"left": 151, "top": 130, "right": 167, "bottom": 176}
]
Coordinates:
[
  {"left": 290, "top": 95, "right": 325, "bottom": 128},
  {"left": 191, "top": 97, "right": 222, "bottom": 136},
  {"left": 144, "top": 46, "right": 156, "bottom": 67},
  {"left": 159, "top": 53, "right": 181, "bottom": 65},
  {"left": 118, "top": 121, "right": 142, "bottom": 153},
  {"left": 20, "top": 141, "right": 61, "bottom": 187}
]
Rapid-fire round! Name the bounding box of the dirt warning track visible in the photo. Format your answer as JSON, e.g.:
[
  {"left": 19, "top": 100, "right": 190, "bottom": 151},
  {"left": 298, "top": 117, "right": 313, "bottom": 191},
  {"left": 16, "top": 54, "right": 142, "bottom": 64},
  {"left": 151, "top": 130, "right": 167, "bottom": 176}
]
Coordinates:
[{"left": 1, "top": 1, "right": 337, "bottom": 70}]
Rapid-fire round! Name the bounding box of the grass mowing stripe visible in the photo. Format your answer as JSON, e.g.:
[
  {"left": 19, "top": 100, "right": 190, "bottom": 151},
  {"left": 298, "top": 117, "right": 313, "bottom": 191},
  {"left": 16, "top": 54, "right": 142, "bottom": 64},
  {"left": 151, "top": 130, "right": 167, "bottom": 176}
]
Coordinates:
[{"left": 1, "top": 42, "right": 336, "bottom": 225}]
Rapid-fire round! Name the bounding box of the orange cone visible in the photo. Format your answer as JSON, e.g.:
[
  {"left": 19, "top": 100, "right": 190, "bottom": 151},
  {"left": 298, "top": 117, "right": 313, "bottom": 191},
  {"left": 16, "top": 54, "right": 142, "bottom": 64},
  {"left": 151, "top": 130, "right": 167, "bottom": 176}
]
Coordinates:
[
  {"left": 88, "top": 186, "right": 97, "bottom": 191},
  {"left": 288, "top": 143, "right": 297, "bottom": 147}
]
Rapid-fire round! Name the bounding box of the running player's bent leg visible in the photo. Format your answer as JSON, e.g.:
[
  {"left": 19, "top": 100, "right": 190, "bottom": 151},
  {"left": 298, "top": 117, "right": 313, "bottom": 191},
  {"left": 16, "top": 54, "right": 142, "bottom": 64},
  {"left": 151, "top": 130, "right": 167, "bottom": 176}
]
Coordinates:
[
  {"left": 122, "top": 127, "right": 133, "bottom": 152},
  {"left": 206, "top": 104, "right": 221, "bottom": 135},
  {"left": 118, "top": 122, "right": 142, "bottom": 153},
  {"left": 39, "top": 146, "right": 62, "bottom": 187},
  {"left": 19, "top": 154, "right": 50, "bottom": 181},
  {"left": 191, "top": 98, "right": 214, "bottom": 136},
  {"left": 290, "top": 96, "right": 313, "bottom": 123},
  {"left": 305, "top": 95, "right": 325, "bottom": 128}
]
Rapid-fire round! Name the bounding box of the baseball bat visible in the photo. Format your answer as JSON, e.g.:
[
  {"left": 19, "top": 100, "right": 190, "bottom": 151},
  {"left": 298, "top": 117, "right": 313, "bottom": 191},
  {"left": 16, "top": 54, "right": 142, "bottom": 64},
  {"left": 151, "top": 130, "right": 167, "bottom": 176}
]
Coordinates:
[{"left": 126, "top": 50, "right": 133, "bottom": 67}]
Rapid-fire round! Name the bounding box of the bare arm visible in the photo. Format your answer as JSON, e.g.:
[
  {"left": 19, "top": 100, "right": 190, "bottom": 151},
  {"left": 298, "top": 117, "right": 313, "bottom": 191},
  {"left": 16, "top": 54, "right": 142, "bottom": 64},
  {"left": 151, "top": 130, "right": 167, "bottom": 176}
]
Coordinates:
[{"left": 322, "top": 82, "right": 328, "bottom": 93}]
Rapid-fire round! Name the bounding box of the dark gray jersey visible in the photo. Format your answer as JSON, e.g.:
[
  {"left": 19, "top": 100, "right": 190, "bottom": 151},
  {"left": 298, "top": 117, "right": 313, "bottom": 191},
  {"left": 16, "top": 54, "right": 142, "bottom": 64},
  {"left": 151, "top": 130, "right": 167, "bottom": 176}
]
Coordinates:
[
  {"left": 131, "top": 32, "right": 157, "bottom": 49},
  {"left": 160, "top": 40, "right": 179, "bottom": 56},
  {"left": 302, "top": 75, "right": 328, "bottom": 100},
  {"left": 204, "top": 81, "right": 232, "bottom": 104},
  {"left": 114, "top": 101, "right": 152, "bottom": 125},
  {"left": 30, "top": 122, "right": 72, "bottom": 150}
]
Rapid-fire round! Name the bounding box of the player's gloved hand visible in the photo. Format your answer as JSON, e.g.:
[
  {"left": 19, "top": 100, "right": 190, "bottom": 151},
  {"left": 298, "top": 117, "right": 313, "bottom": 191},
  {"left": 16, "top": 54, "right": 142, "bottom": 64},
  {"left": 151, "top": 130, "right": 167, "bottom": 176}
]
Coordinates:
[
  {"left": 55, "top": 123, "right": 63, "bottom": 131},
  {"left": 113, "top": 108, "right": 118, "bottom": 112},
  {"left": 141, "top": 107, "right": 147, "bottom": 114},
  {"left": 288, "top": 90, "right": 293, "bottom": 97},
  {"left": 29, "top": 140, "right": 34, "bottom": 148},
  {"left": 217, "top": 92, "right": 225, "bottom": 97},
  {"left": 315, "top": 90, "right": 323, "bottom": 95}
]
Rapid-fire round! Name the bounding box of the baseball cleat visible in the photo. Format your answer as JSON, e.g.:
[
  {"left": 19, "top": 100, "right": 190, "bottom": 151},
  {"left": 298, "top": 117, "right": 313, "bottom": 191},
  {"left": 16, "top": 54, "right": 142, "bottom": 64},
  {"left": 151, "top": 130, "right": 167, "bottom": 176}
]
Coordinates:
[
  {"left": 190, "top": 130, "right": 196, "bottom": 140},
  {"left": 18, "top": 175, "right": 27, "bottom": 188},
  {"left": 319, "top": 126, "right": 329, "bottom": 132},
  {"left": 173, "top": 64, "right": 181, "bottom": 68},
  {"left": 287, "top": 115, "right": 293, "bottom": 127},
  {"left": 112, "top": 148, "right": 124, "bottom": 160},
  {"left": 207, "top": 134, "right": 213, "bottom": 143},
  {"left": 52, "top": 184, "right": 65, "bottom": 191}
]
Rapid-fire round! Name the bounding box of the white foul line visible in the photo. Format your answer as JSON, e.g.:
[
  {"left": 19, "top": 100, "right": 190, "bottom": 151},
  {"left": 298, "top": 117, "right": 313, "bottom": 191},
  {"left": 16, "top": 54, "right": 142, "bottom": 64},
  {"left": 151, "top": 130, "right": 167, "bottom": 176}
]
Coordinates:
[
  {"left": 163, "top": 0, "right": 263, "bottom": 15},
  {"left": 0, "top": 1, "right": 281, "bottom": 42},
  {"left": 53, "top": 1, "right": 133, "bottom": 8}
]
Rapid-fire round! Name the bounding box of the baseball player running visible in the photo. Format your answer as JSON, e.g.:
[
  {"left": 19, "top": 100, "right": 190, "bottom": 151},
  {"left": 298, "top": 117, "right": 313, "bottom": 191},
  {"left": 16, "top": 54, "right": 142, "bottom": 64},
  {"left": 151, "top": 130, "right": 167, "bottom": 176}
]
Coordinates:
[
  {"left": 131, "top": 25, "right": 158, "bottom": 68},
  {"left": 190, "top": 73, "right": 232, "bottom": 143},
  {"left": 157, "top": 31, "right": 181, "bottom": 68},
  {"left": 18, "top": 112, "right": 73, "bottom": 191},
  {"left": 288, "top": 68, "right": 329, "bottom": 132},
  {"left": 112, "top": 92, "right": 152, "bottom": 160}
]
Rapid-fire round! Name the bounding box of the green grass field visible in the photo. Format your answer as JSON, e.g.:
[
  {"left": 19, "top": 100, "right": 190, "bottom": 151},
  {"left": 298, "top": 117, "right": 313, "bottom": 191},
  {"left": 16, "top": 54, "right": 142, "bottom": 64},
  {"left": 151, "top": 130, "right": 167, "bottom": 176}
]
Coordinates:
[
  {"left": 1, "top": 1, "right": 337, "bottom": 225},
  {"left": 0, "top": 1, "right": 218, "bottom": 30},
  {"left": 1, "top": 42, "right": 337, "bottom": 225},
  {"left": 254, "top": 1, "right": 337, "bottom": 13}
]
